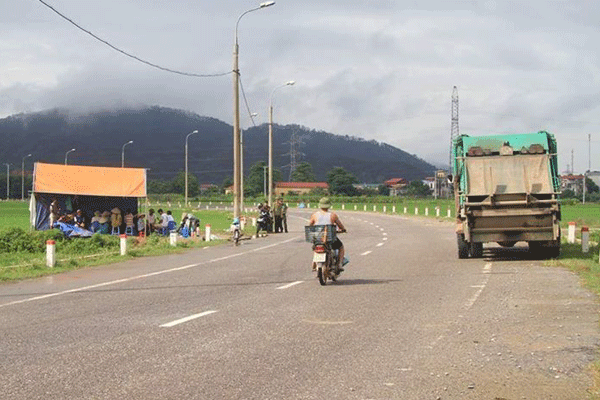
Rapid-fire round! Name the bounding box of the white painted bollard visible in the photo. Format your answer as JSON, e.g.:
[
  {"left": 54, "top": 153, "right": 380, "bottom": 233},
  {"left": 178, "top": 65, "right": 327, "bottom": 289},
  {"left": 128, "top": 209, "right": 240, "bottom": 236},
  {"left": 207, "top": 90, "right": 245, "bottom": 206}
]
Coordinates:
[
  {"left": 425, "top": 207, "right": 429, "bottom": 216},
  {"left": 392, "top": 206, "right": 396, "bottom": 213},
  {"left": 373, "top": 205, "right": 376, "bottom": 212},
  {"left": 436, "top": 207, "right": 440, "bottom": 217},
  {"left": 582, "top": 226, "right": 590, "bottom": 253},
  {"left": 342, "top": 204, "right": 345, "bottom": 210},
  {"left": 120, "top": 234, "right": 127, "bottom": 255},
  {"left": 206, "top": 205, "right": 209, "bottom": 210},
  {"left": 168, "top": 202, "right": 171, "bottom": 207},
  {"left": 205, "top": 224, "right": 211, "bottom": 242},
  {"left": 404, "top": 207, "right": 407, "bottom": 214},
  {"left": 415, "top": 207, "right": 419, "bottom": 215},
  {"left": 196, "top": 226, "right": 201, "bottom": 237},
  {"left": 198, "top": 202, "right": 201, "bottom": 207},
  {"left": 307, "top": 203, "right": 311, "bottom": 208},
  {"left": 252, "top": 217, "right": 256, "bottom": 227},
  {"left": 170, "top": 231, "right": 177, "bottom": 247},
  {"left": 46, "top": 240, "right": 56, "bottom": 268},
  {"left": 354, "top": 205, "right": 357, "bottom": 211},
  {"left": 447, "top": 209, "right": 451, "bottom": 218},
  {"left": 364, "top": 205, "right": 367, "bottom": 211},
  {"left": 178, "top": 202, "right": 181, "bottom": 208},
  {"left": 568, "top": 222, "right": 576, "bottom": 244},
  {"left": 383, "top": 205, "right": 387, "bottom": 213},
  {"left": 209, "top": 201, "right": 212, "bottom": 205},
  {"left": 241, "top": 218, "right": 245, "bottom": 230}
]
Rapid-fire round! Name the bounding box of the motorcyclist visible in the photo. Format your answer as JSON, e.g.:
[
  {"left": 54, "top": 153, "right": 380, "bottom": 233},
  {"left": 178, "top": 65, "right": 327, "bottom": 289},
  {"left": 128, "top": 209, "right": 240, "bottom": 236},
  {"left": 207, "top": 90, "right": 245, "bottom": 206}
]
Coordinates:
[{"left": 309, "top": 197, "right": 347, "bottom": 271}]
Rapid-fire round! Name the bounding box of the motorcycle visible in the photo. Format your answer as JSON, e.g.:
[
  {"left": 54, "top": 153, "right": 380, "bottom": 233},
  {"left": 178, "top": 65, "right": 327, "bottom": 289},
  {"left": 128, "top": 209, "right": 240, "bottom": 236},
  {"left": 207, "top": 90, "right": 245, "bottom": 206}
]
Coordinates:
[
  {"left": 256, "top": 209, "right": 272, "bottom": 236},
  {"left": 305, "top": 224, "right": 346, "bottom": 286},
  {"left": 231, "top": 217, "right": 241, "bottom": 246}
]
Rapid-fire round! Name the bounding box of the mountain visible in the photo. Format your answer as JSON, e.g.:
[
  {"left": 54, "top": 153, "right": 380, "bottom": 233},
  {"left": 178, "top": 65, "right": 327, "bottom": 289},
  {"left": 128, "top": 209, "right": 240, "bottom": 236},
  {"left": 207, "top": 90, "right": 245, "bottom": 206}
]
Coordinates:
[{"left": 0, "top": 107, "right": 436, "bottom": 184}]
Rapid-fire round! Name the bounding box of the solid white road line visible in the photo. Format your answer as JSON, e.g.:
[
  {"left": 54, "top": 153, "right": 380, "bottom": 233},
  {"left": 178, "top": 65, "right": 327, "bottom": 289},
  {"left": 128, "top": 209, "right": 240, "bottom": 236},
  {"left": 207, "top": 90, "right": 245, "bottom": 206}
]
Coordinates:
[
  {"left": 0, "top": 236, "right": 300, "bottom": 309},
  {"left": 360, "top": 251, "right": 372, "bottom": 256},
  {"left": 276, "top": 281, "right": 304, "bottom": 290},
  {"left": 160, "top": 310, "right": 218, "bottom": 328}
]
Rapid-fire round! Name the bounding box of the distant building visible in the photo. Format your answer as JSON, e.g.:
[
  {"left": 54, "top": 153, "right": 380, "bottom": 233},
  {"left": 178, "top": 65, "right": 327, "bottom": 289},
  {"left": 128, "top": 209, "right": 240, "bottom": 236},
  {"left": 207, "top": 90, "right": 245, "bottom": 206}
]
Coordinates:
[
  {"left": 199, "top": 183, "right": 218, "bottom": 194},
  {"left": 274, "top": 182, "right": 329, "bottom": 196},
  {"left": 560, "top": 174, "right": 584, "bottom": 195},
  {"left": 587, "top": 171, "right": 600, "bottom": 188},
  {"left": 384, "top": 178, "right": 408, "bottom": 196}
]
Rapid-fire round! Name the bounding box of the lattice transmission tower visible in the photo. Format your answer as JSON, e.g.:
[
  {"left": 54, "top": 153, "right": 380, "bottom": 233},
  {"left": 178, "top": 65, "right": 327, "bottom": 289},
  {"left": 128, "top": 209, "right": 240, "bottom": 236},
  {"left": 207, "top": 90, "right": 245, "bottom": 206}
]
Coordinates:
[{"left": 449, "top": 86, "right": 459, "bottom": 170}]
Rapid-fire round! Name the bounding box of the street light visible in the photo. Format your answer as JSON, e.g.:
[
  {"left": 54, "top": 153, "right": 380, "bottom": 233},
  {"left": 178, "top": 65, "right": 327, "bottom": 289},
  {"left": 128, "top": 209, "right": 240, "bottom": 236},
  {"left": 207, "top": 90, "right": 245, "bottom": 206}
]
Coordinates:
[
  {"left": 121, "top": 140, "right": 133, "bottom": 168},
  {"left": 5, "top": 163, "right": 10, "bottom": 200},
  {"left": 65, "top": 148, "right": 75, "bottom": 165},
  {"left": 233, "top": 1, "right": 275, "bottom": 219},
  {"left": 241, "top": 113, "right": 258, "bottom": 212},
  {"left": 268, "top": 80, "right": 295, "bottom": 209},
  {"left": 21, "top": 154, "right": 31, "bottom": 201},
  {"left": 185, "top": 130, "right": 199, "bottom": 207}
]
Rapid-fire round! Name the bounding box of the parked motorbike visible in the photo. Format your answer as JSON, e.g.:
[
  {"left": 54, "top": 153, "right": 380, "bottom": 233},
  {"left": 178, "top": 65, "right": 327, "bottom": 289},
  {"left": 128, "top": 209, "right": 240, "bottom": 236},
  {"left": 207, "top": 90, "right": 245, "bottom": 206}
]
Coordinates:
[
  {"left": 256, "top": 209, "right": 272, "bottom": 235},
  {"left": 231, "top": 217, "right": 241, "bottom": 246},
  {"left": 305, "top": 224, "right": 346, "bottom": 286}
]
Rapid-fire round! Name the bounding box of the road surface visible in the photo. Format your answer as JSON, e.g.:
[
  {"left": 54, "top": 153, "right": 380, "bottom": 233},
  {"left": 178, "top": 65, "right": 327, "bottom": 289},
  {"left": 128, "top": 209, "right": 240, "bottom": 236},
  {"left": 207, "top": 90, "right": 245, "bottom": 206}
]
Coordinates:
[{"left": 1, "top": 209, "right": 598, "bottom": 399}]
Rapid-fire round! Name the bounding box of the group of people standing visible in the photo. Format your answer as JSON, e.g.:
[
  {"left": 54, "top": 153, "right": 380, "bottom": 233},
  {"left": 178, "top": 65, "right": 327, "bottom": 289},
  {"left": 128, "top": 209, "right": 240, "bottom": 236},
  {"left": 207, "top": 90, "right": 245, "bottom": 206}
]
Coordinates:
[{"left": 257, "top": 197, "right": 288, "bottom": 234}]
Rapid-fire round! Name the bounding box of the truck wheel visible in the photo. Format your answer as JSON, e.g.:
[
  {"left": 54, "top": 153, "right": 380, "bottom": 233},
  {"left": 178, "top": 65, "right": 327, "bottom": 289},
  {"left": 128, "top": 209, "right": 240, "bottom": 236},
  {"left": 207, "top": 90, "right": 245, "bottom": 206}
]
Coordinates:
[
  {"left": 547, "top": 240, "right": 560, "bottom": 259},
  {"left": 457, "top": 234, "right": 469, "bottom": 259},
  {"left": 470, "top": 242, "right": 483, "bottom": 258}
]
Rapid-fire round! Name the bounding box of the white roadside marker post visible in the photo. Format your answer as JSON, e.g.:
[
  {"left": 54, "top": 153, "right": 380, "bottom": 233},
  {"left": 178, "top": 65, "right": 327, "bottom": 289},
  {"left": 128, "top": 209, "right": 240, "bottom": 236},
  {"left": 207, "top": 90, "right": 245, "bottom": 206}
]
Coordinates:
[
  {"left": 205, "top": 224, "right": 211, "bottom": 242},
  {"left": 582, "top": 226, "right": 590, "bottom": 253},
  {"left": 170, "top": 231, "right": 177, "bottom": 247},
  {"left": 568, "top": 222, "right": 576, "bottom": 244},
  {"left": 46, "top": 240, "right": 56, "bottom": 268},
  {"left": 120, "top": 234, "right": 127, "bottom": 255}
]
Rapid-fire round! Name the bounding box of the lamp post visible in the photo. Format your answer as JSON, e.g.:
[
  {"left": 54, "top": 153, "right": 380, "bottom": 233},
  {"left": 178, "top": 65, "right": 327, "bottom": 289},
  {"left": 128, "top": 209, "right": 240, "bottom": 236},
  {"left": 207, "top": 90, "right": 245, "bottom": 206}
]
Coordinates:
[
  {"left": 65, "top": 148, "right": 75, "bottom": 165},
  {"left": 268, "top": 80, "right": 295, "bottom": 209},
  {"left": 5, "top": 163, "right": 10, "bottom": 200},
  {"left": 241, "top": 113, "right": 258, "bottom": 212},
  {"left": 21, "top": 153, "right": 31, "bottom": 201},
  {"left": 121, "top": 140, "right": 133, "bottom": 168},
  {"left": 233, "top": 1, "right": 275, "bottom": 219},
  {"left": 185, "top": 130, "right": 199, "bottom": 207}
]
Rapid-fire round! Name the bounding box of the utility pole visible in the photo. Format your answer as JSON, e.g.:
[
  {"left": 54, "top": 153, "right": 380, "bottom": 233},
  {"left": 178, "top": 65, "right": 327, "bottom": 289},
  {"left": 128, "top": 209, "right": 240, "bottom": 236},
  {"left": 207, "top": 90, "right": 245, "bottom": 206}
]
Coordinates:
[{"left": 449, "top": 86, "right": 459, "bottom": 172}]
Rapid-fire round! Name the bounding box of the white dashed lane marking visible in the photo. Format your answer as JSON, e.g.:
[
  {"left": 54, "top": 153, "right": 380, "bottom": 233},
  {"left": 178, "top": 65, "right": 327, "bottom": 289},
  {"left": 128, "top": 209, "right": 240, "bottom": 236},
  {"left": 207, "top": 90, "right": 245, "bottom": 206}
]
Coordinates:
[
  {"left": 276, "top": 281, "right": 304, "bottom": 290},
  {"left": 160, "top": 310, "right": 218, "bottom": 328},
  {"left": 361, "top": 251, "right": 372, "bottom": 256}
]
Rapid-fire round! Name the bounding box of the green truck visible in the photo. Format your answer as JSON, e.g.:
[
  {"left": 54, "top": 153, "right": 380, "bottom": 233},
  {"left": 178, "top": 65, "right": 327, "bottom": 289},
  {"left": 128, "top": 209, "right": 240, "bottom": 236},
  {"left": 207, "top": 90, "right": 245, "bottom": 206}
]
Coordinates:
[{"left": 451, "top": 131, "right": 561, "bottom": 258}]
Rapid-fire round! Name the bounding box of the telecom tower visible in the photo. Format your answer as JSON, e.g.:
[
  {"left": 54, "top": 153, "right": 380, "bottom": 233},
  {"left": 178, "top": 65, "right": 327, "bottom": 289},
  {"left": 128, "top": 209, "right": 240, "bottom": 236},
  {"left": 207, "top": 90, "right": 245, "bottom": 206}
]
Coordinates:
[
  {"left": 286, "top": 127, "right": 304, "bottom": 181},
  {"left": 449, "top": 86, "right": 459, "bottom": 171}
]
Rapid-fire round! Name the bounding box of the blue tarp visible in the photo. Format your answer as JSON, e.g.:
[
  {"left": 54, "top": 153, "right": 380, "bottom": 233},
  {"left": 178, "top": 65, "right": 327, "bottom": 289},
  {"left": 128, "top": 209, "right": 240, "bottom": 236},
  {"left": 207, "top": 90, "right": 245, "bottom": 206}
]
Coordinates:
[{"left": 53, "top": 222, "right": 94, "bottom": 238}]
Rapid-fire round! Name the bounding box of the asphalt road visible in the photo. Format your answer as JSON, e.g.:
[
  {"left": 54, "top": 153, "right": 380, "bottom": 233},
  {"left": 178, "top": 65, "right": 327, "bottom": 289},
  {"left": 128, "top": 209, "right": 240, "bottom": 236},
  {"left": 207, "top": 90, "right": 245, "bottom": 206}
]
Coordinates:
[{"left": 1, "top": 209, "right": 598, "bottom": 399}]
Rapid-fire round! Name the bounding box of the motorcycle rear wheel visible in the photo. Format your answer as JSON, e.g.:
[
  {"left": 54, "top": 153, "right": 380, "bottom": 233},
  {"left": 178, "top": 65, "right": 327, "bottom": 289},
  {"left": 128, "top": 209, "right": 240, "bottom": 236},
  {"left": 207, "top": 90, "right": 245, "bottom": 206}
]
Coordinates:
[
  {"left": 317, "top": 264, "right": 327, "bottom": 286},
  {"left": 233, "top": 230, "right": 240, "bottom": 245}
]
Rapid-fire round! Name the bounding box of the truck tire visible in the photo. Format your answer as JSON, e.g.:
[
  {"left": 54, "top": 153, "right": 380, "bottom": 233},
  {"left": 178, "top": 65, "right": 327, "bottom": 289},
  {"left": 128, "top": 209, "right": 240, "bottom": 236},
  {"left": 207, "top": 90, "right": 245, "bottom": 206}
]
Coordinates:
[
  {"left": 470, "top": 242, "right": 483, "bottom": 258},
  {"left": 457, "top": 234, "right": 469, "bottom": 259}
]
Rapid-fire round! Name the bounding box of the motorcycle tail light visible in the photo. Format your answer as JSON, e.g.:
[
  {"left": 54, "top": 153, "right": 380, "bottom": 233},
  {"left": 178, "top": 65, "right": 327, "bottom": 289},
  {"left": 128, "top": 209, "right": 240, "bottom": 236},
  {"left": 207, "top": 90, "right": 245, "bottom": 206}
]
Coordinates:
[{"left": 314, "top": 245, "right": 326, "bottom": 253}]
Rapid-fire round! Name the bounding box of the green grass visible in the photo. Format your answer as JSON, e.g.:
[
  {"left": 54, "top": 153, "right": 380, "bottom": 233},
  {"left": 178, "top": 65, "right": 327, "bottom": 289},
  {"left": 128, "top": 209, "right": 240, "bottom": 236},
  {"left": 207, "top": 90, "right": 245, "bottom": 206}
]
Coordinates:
[{"left": 0, "top": 200, "right": 255, "bottom": 282}]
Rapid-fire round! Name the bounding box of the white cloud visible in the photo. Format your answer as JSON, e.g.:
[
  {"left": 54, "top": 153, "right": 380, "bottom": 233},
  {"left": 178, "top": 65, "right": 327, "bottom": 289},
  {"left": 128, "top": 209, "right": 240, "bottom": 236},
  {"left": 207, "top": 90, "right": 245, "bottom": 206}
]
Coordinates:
[{"left": 1, "top": 0, "right": 600, "bottom": 173}]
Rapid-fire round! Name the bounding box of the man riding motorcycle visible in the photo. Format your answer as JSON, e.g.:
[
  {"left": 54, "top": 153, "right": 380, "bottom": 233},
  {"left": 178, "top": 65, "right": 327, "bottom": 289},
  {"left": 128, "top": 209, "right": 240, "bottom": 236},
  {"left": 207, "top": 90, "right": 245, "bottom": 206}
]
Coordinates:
[{"left": 308, "top": 197, "right": 347, "bottom": 271}]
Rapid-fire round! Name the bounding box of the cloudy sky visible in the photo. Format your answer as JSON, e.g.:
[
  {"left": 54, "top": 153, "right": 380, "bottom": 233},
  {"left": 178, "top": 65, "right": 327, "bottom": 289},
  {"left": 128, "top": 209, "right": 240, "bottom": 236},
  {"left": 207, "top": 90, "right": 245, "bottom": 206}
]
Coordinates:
[{"left": 2, "top": 0, "right": 599, "bottom": 172}]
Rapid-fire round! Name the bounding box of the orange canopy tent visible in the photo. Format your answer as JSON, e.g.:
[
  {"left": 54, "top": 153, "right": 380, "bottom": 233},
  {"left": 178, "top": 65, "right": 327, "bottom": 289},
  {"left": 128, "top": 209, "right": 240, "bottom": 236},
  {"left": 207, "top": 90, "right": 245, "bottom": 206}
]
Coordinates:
[{"left": 31, "top": 163, "right": 147, "bottom": 230}]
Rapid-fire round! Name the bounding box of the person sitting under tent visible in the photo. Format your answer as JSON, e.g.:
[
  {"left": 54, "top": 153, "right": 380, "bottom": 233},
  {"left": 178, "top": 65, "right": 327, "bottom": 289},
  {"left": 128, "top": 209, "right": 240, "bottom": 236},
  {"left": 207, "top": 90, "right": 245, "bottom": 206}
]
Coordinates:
[
  {"left": 110, "top": 208, "right": 122, "bottom": 234},
  {"left": 98, "top": 211, "right": 111, "bottom": 234},
  {"left": 74, "top": 209, "right": 85, "bottom": 229},
  {"left": 90, "top": 211, "right": 101, "bottom": 233}
]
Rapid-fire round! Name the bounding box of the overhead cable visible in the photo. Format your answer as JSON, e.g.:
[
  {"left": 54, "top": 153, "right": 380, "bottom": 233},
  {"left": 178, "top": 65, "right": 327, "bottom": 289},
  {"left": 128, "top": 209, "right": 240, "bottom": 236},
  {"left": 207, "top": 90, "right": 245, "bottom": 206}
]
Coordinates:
[{"left": 37, "top": 0, "right": 231, "bottom": 78}]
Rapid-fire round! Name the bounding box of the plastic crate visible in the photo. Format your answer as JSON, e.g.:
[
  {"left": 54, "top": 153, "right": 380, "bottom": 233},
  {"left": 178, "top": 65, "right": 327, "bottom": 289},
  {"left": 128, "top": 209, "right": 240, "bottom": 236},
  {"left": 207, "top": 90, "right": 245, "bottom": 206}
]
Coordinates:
[{"left": 304, "top": 224, "right": 337, "bottom": 243}]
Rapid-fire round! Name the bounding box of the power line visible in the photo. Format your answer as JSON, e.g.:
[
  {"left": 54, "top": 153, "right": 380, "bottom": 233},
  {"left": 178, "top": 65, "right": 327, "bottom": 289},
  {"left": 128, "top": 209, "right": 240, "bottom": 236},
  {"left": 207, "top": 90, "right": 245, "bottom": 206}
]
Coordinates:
[
  {"left": 239, "top": 76, "right": 257, "bottom": 126},
  {"left": 37, "top": 0, "right": 231, "bottom": 78}
]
